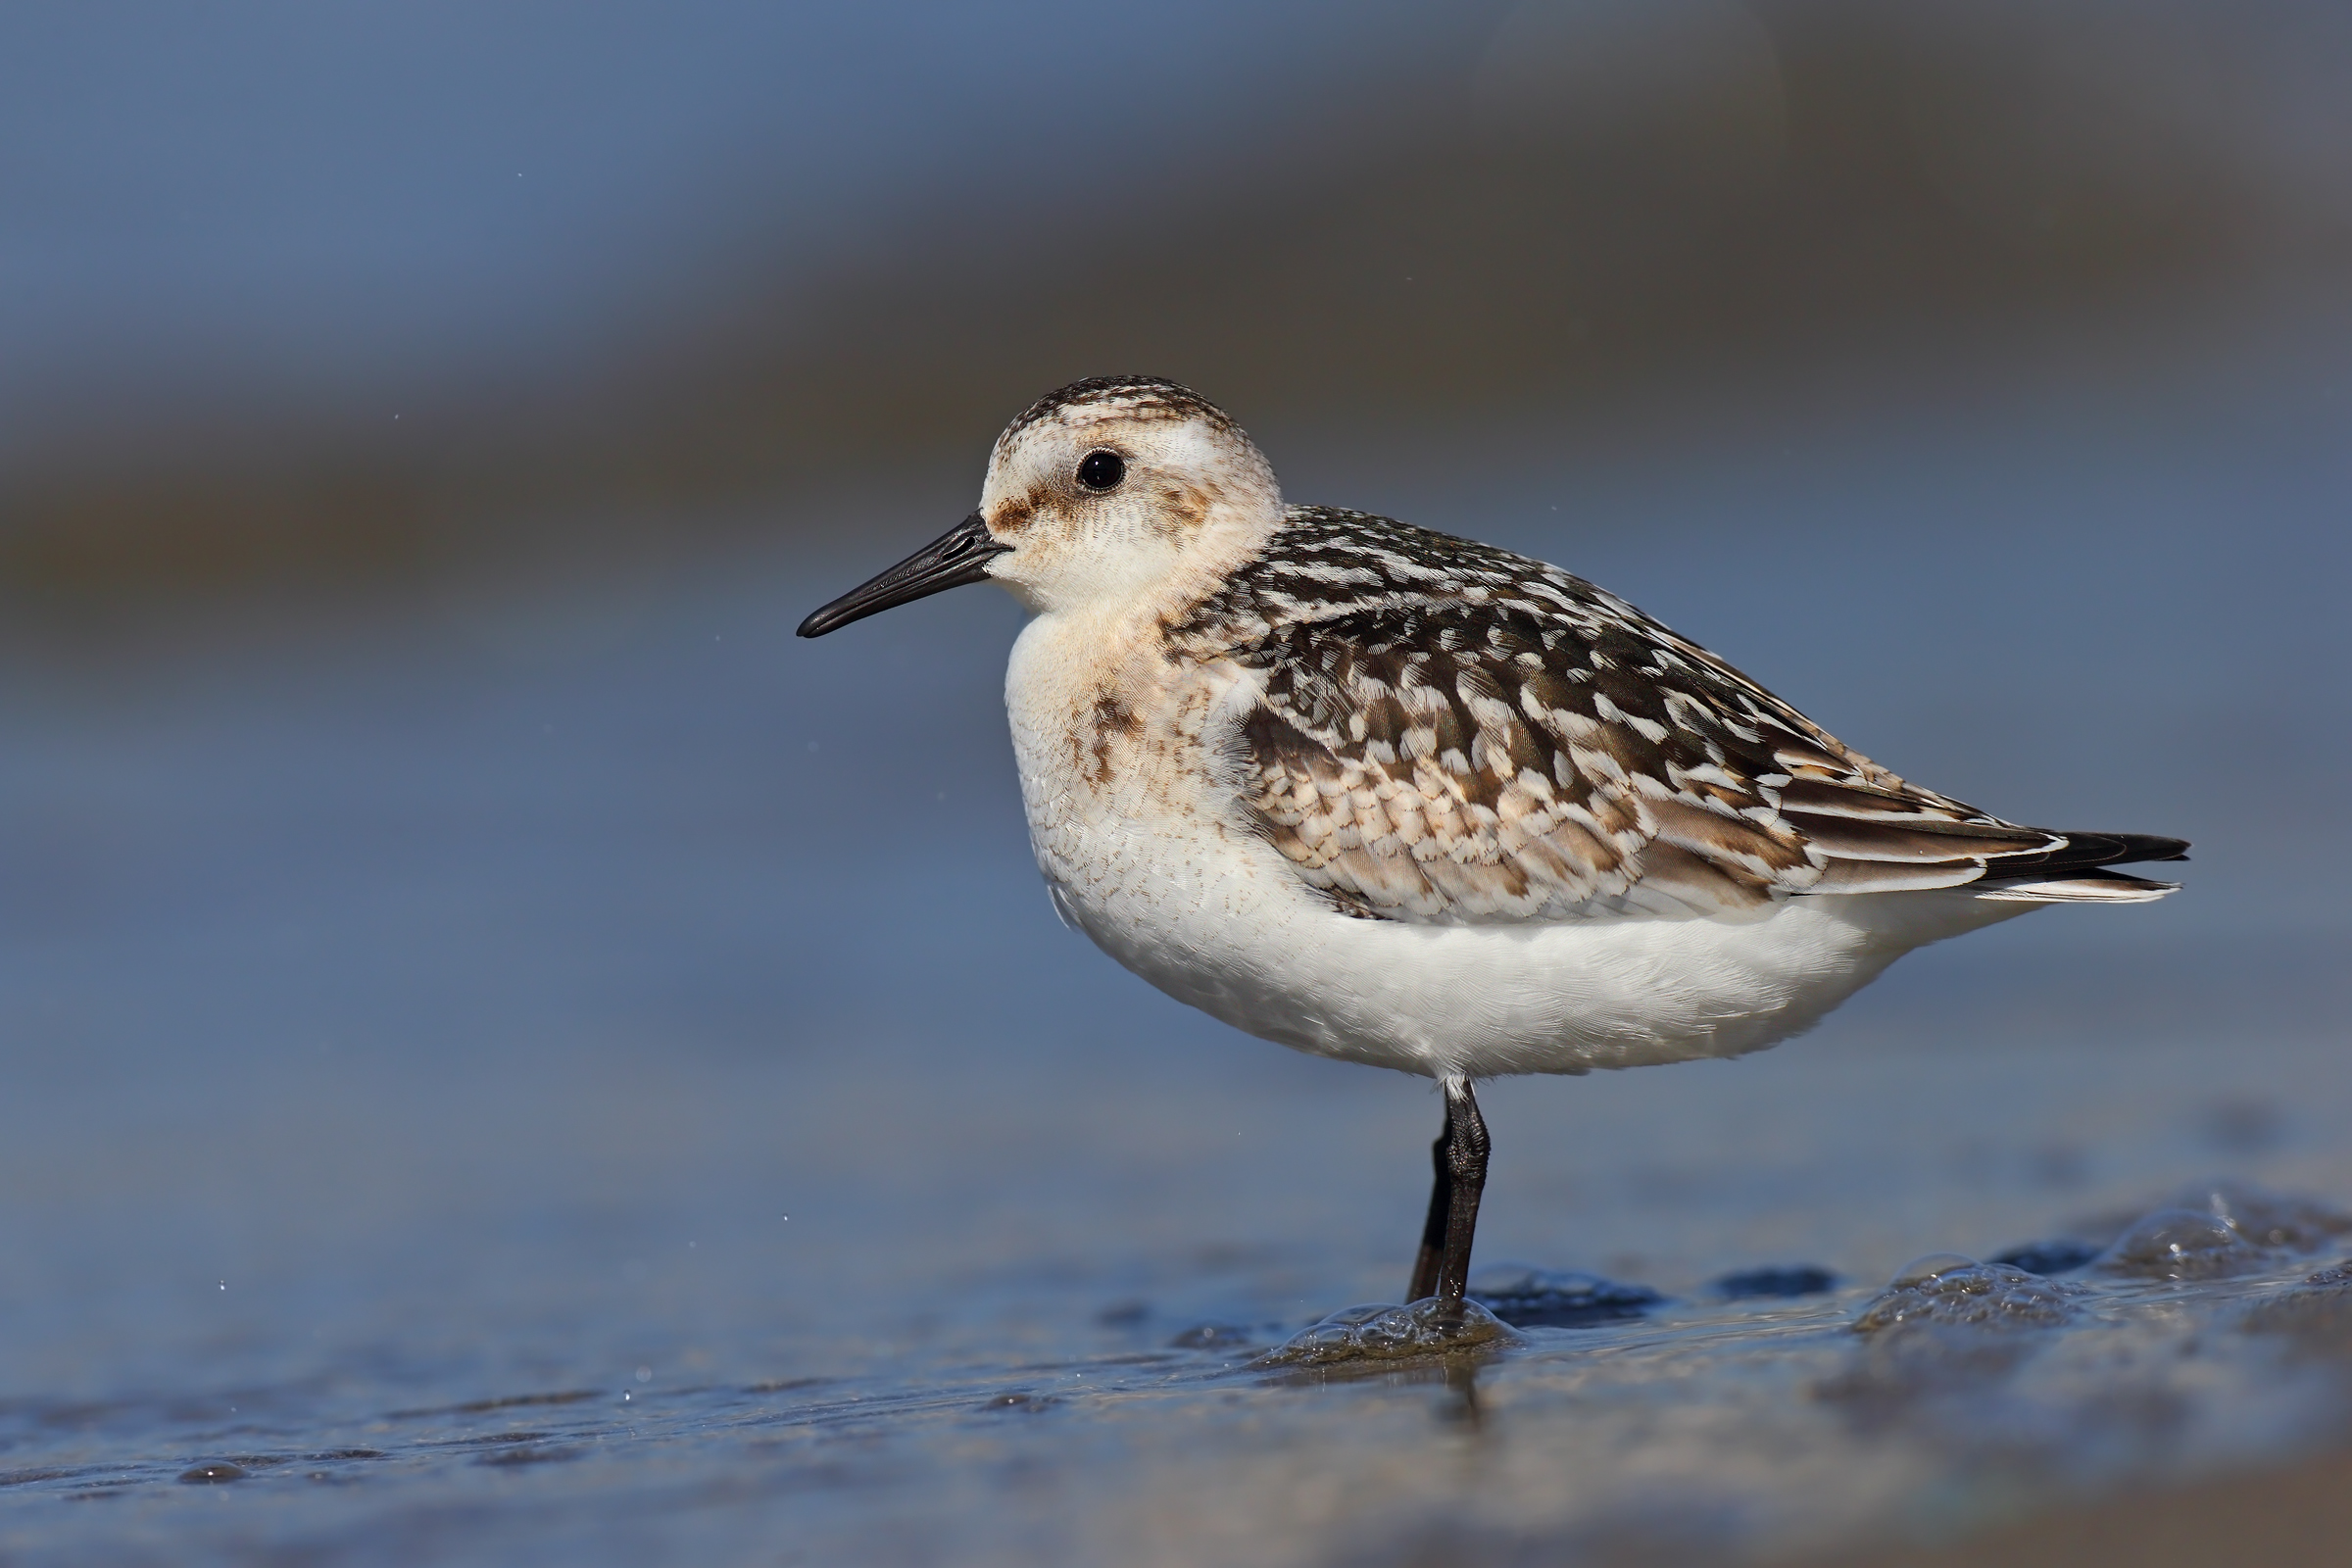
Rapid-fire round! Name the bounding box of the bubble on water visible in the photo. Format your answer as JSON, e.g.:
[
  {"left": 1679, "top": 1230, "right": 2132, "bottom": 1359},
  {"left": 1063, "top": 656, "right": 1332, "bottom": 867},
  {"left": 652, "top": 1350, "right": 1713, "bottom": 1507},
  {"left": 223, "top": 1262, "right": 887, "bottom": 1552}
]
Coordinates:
[
  {"left": 1710, "top": 1264, "right": 1838, "bottom": 1300},
  {"left": 1988, "top": 1239, "right": 2104, "bottom": 1276},
  {"left": 1254, "top": 1298, "right": 1517, "bottom": 1367},
  {"left": 178, "top": 1462, "right": 248, "bottom": 1484},
  {"left": 1853, "top": 1256, "right": 2082, "bottom": 1334},
  {"left": 978, "top": 1392, "right": 1058, "bottom": 1413},
  {"left": 2162, "top": 1180, "right": 2352, "bottom": 1252},
  {"left": 2093, "top": 1208, "right": 2262, "bottom": 1281},
  {"left": 1466, "top": 1266, "right": 1666, "bottom": 1327},
  {"left": 1886, "top": 1254, "right": 1977, "bottom": 1289}
]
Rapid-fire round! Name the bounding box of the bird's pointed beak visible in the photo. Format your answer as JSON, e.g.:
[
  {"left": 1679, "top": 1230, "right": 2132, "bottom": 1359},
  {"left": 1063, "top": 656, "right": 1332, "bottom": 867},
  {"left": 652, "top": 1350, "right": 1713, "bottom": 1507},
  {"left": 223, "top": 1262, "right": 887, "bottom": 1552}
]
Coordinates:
[{"left": 797, "top": 512, "right": 1012, "bottom": 638}]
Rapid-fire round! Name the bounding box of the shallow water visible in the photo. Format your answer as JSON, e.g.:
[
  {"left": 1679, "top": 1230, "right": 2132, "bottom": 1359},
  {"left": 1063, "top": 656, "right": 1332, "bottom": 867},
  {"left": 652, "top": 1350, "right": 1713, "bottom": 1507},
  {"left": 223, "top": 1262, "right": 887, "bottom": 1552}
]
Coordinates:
[
  {"left": 3, "top": 1084, "right": 2348, "bottom": 1568},
  {"left": 2, "top": 348, "right": 2349, "bottom": 1563}
]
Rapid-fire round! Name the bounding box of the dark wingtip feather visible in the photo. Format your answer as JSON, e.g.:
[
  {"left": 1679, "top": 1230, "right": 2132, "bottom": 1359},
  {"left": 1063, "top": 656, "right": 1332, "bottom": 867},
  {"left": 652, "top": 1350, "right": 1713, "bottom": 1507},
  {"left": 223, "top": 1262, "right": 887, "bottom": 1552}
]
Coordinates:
[
  {"left": 1984, "top": 831, "right": 2190, "bottom": 880},
  {"left": 2104, "top": 833, "right": 2190, "bottom": 864}
]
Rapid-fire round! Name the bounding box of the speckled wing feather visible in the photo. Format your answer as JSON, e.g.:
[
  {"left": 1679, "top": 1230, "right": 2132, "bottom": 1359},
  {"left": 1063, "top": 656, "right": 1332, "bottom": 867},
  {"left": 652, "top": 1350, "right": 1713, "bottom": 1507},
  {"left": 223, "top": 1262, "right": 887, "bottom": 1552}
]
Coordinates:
[{"left": 1170, "top": 509, "right": 2178, "bottom": 923}]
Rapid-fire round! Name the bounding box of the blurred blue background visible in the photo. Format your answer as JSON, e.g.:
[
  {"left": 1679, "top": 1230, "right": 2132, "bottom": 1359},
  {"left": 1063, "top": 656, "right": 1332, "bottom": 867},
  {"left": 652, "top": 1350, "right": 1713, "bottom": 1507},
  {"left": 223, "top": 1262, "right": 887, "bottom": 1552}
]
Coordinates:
[{"left": 2, "top": 4, "right": 2349, "bottom": 1563}]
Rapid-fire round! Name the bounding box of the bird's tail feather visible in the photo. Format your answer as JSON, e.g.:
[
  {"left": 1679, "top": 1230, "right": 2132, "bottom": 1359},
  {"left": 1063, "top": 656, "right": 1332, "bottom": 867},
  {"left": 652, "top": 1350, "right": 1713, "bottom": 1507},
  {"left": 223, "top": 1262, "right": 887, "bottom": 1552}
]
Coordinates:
[{"left": 1972, "top": 868, "right": 2179, "bottom": 904}]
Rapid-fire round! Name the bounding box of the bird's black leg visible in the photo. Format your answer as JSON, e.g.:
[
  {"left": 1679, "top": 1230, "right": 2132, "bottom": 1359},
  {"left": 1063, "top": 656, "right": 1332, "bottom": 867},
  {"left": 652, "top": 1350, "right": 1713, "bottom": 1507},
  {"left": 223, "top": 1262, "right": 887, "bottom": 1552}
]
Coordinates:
[
  {"left": 1406, "top": 1103, "right": 1453, "bottom": 1302},
  {"left": 1405, "top": 1078, "right": 1491, "bottom": 1303},
  {"left": 1434, "top": 1078, "right": 1490, "bottom": 1304}
]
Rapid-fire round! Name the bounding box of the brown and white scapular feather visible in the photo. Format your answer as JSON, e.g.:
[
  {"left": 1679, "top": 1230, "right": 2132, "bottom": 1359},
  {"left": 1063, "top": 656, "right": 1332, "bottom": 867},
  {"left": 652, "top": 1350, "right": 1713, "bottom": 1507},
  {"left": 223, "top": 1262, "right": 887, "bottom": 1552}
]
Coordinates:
[{"left": 1168, "top": 507, "right": 2184, "bottom": 924}]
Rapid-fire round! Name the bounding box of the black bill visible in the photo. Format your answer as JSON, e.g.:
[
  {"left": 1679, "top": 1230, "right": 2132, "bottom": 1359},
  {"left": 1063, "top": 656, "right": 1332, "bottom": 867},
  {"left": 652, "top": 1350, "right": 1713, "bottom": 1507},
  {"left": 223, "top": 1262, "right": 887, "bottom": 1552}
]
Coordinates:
[{"left": 797, "top": 512, "right": 1013, "bottom": 638}]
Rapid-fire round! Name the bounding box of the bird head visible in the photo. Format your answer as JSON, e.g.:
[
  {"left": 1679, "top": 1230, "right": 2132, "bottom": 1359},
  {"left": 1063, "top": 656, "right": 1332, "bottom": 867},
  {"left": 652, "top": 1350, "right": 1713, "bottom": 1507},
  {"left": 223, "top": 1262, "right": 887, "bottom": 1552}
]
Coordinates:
[{"left": 798, "top": 376, "right": 1279, "bottom": 637}]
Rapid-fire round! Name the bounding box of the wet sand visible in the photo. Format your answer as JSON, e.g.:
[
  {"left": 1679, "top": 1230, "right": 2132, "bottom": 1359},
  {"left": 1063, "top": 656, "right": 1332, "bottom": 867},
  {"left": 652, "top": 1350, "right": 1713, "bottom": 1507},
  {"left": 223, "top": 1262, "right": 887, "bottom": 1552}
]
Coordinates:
[{"left": 1788, "top": 1447, "right": 2352, "bottom": 1568}]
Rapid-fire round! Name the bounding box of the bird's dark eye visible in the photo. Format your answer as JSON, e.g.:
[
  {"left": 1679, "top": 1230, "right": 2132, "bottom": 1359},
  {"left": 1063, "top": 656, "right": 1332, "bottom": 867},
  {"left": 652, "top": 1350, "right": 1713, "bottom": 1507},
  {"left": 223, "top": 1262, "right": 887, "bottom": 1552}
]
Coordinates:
[{"left": 1076, "top": 450, "right": 1125, "bottom": 492}]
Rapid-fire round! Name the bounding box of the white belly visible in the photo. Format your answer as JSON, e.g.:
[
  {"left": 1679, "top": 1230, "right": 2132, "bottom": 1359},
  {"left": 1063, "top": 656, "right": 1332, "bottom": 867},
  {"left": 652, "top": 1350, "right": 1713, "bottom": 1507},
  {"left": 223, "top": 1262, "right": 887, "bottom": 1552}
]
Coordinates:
[
  {"left": 1084, "top": 877, "right": 2030, "bottom": 1077},
  {"left": 1004, "top": 613, "right": 2033, "bottom": 1080}
]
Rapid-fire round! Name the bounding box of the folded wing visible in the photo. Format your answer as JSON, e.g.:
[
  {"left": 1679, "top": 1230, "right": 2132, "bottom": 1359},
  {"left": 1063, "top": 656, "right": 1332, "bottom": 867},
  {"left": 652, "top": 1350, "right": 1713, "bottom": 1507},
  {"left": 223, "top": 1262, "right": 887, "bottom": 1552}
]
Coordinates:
[{"left": 1193, "top": 514, "right": 2182, "bottom": 923}]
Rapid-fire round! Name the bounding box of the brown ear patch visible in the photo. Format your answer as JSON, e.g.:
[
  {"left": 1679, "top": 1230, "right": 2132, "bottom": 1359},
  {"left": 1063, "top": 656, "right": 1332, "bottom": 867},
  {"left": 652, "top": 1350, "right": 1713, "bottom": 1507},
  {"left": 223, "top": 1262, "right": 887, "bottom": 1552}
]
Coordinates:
[
  {"left": 989, "top": 494, "right": 1039, "bottom": 535},
  {"left": 1152, "top": 479, "right": 1219, "bottom": 536}
]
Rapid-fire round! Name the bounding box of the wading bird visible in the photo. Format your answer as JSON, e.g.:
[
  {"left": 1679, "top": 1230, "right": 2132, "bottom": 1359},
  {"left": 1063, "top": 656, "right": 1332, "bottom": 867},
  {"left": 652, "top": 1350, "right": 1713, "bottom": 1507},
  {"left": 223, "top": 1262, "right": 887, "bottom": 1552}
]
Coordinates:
[{"left": 799, "top": 377, "right": 2184, "bottom": 1308}]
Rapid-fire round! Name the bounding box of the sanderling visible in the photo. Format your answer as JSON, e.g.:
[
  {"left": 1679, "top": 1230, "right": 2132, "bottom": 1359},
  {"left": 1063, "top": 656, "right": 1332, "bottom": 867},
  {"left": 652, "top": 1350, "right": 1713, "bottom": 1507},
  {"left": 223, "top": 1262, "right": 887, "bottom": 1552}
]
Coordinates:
[{"left": 799, "top": 376, "right": 2185, "bottom": 1309}]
